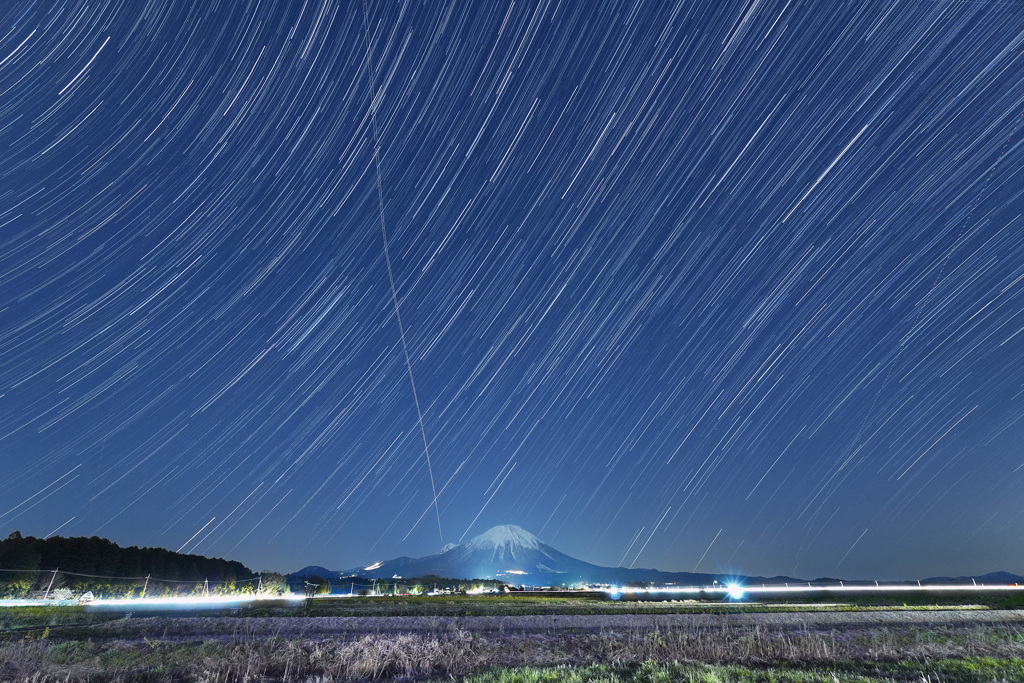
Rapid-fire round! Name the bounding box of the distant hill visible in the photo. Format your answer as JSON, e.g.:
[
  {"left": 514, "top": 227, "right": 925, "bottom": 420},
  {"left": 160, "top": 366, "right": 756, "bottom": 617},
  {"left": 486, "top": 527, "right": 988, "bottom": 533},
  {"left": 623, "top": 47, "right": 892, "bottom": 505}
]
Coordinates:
[
  {"left": 0, "top": 530, "right": 257, "bottom": 597},
  {"left": 297, "top": 524, "right": 1024, "bottom": 589},
  {"left": 923, "top": 571, "right": 1024, "bottom": 585},
  {"left": 290, "top": 565, "right": 337, "bottom": 579},
  {"left": 325, "top": 524, "right": 753, "bottom": 586}
]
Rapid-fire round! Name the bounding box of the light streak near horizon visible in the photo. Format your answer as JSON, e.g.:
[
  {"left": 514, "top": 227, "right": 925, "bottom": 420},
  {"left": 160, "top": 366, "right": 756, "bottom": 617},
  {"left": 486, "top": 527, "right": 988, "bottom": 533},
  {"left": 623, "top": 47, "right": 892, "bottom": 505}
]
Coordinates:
[
  {"left": 45, "top": 517, "right": 75, "bottom": 539},
  {"left": 176, "top": 518, "right": 216, "bottom": 553},
  {"left": 1, "top": 577, "right": 1023, "bottom": 611},
  {"left": 692, "top": 528, "right": 722, "bottom": 573},
  {"left": 609, "top": 582, "right": 1024, "bottom": 599}
]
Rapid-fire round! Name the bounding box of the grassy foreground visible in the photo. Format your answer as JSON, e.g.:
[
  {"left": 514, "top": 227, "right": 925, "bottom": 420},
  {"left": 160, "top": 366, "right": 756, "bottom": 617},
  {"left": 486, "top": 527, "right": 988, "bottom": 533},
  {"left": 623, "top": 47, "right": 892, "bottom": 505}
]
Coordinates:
[
  {"left": 2, "top": 619, "right": 1024, "bottom": 682},
  {"left": 4, "top": 639, "right": 1024, "bottom": 682},
  {"left": 2, "top": 596, "right": 1023, "bottom": 682}
]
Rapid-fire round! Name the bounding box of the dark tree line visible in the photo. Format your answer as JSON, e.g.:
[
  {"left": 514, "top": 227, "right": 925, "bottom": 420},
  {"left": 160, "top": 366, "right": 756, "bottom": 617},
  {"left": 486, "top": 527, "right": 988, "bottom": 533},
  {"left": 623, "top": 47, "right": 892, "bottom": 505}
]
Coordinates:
[{"left": 0, "top": 531, "right": 260, "bottom": 598}]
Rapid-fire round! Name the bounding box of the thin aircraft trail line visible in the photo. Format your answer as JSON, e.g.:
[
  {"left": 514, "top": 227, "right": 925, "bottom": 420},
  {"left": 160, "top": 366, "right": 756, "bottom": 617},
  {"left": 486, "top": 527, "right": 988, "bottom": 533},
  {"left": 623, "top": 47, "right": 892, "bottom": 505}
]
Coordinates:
[{"left": 361, "top": 0, "right": 443, "bottom": 544}]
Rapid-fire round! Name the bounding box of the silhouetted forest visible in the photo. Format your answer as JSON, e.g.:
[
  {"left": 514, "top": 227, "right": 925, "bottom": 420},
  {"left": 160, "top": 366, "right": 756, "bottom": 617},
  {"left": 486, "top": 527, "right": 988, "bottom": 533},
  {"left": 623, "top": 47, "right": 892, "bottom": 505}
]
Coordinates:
[{"left": 0, "top": 531, "right": 264, "bottom": 598}]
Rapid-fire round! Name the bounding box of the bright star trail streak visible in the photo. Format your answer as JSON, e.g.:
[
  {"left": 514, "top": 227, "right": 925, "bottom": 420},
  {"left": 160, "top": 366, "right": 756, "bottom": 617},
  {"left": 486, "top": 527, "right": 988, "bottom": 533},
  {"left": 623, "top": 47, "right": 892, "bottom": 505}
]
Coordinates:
[
  {"left": 177, "top": 518, "right": 216, "bottom": 553},
  {"left": 1, "top": 0, "right": 1024, "bottom": 579}
]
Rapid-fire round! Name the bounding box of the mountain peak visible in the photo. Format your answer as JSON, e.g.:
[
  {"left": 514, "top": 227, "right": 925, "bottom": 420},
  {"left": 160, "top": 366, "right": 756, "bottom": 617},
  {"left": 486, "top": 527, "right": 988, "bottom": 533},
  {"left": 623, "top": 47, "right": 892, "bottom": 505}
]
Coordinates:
[{"left": 464, "top": 524, "right": 541, "bottom": 551}]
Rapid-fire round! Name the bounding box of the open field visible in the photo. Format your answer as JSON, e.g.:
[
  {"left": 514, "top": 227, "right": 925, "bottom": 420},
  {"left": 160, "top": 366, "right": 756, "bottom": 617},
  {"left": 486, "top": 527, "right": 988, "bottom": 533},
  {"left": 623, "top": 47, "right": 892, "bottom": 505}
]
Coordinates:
[{"left": 2, "top": 596, "right": 1023, "bottom": 682}]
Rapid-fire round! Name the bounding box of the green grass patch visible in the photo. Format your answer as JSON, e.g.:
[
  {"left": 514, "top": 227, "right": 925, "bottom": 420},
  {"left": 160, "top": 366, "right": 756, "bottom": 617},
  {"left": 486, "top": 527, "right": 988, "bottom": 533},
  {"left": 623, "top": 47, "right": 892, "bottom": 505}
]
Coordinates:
[
  {"left": 236, "top": 594, "right": 1001, "bottom": 619},
  {"left": 0, "top": 605, "right": 87, "bottom": 630},
  {"left": 453, "top": 657, "right": 1024, "bottom": 683},
  {"left": 4, "top": 591, "right": 1018, "bottom": 623},
  {"left": 0, "top": 605, "right": 128, "bottom": 642}
]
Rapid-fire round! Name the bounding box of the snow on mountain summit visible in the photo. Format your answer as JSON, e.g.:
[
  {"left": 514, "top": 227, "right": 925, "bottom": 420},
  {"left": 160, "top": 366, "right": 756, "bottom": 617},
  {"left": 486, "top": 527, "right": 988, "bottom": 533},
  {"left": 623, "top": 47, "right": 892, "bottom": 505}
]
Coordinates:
[
  {"left": 464, "top": 524, "right": 542, "bottom": 551},
  {"left": 335, "top": 522, "right": 731, "bottom": 586}
]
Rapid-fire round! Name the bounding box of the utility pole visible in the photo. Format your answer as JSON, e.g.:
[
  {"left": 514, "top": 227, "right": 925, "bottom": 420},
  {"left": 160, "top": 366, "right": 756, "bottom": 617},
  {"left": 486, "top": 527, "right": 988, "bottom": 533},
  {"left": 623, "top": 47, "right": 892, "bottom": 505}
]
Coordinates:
[
  {"left": 203, "top": 578, "right": 209, "bottom": 597},
  {"left": 43, "top": 568, "right": 59, "bottom": 600},
  {"left": 142, "top": 574, "right": 150, "bottom": 598}
]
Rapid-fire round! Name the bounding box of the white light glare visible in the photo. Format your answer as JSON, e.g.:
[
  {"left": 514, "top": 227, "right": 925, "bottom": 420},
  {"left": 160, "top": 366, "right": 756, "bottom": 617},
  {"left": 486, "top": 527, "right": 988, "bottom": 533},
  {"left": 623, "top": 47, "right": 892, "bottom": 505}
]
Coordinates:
[
  {"left": 726, "top": 584, "right": 746, "bottom": 600},
  {"left": 79, "top": 595, "right": 305, "bottom": 612}
]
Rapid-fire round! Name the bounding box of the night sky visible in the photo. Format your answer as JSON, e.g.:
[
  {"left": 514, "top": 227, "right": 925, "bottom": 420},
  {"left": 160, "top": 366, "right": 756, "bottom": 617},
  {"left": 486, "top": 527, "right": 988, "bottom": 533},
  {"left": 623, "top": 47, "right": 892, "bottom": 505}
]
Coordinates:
[{"left": 2, "top": 0, "right": 1024, "bottom": 581}]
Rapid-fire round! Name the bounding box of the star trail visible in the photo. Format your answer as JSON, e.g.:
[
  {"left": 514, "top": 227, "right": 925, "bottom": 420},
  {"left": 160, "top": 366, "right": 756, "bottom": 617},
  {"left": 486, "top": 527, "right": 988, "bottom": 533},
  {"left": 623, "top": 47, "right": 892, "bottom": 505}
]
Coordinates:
[{"left": 2, "top": 0, "right": 1023, "bottom": 579}]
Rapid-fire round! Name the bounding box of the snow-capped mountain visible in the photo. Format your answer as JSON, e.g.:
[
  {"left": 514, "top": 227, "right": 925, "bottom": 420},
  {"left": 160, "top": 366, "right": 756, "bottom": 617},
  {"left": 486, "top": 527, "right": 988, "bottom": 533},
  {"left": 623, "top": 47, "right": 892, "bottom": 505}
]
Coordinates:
[
  {"left": 292, "top": 524, "right": 1024, "bottom": 588},
  {"left": 463, "top": 524, "right": 541, "bottom": 555},
  {"left": 335, "top": 524, "right": 722, "bottom": 586}
]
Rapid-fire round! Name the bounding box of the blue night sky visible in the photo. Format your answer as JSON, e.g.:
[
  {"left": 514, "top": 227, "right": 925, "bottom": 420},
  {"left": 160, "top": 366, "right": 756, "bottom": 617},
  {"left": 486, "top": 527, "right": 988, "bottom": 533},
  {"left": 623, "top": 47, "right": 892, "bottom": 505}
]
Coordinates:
[{"left": 2, "top": 0, "right": 1023, "bottom": 580}]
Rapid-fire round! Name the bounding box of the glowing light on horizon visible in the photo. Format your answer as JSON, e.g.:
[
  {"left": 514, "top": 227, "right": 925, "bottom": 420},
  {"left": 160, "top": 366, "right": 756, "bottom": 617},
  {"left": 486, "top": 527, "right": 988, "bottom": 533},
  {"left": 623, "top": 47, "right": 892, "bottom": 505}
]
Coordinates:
[
  {"left": 71, "top": 595, "right": 306, "bottom": 611},
  {"left": 604, "top": 582, "right": 1024, "bottom": 598},
  {"left": 726, "top": 584, "right": 746, "bottom": 600}
]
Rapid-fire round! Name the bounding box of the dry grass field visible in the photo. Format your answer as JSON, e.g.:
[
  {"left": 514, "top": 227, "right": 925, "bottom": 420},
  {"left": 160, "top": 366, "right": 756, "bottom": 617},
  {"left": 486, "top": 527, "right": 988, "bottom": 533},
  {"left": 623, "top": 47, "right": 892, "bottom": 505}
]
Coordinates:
[{"left": 1, "top": 595, "right": 1023, "bottom": 682}]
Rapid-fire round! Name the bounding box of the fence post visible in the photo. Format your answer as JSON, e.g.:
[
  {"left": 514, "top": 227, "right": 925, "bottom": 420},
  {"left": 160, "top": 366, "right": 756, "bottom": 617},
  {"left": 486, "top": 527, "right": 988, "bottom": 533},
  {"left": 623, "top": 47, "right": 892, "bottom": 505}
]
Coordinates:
[{"left": 43, "top": 568, "right": 59, "bottom": 599}]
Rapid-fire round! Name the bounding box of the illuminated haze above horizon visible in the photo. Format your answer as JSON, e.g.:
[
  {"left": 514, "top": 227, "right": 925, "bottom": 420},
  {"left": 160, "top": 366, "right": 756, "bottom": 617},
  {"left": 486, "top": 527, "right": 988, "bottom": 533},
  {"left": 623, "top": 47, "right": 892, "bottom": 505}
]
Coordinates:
[{"left": 2, "top": 0, "right": 1024, "bottom": 580}]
